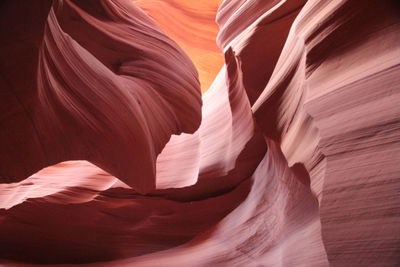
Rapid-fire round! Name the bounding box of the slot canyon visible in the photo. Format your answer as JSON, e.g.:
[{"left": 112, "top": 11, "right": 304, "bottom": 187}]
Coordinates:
[{"left": 0, "top": 0, "right": 399, "bottom": 266}]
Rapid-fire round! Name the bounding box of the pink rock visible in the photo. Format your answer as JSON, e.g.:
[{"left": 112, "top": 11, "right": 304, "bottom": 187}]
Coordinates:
[
  {"left": 0, "top": 0, "right": 202, "bottom": 194},
  {"left": 0, "top": 0, "right": 399, "bottom": 266}
]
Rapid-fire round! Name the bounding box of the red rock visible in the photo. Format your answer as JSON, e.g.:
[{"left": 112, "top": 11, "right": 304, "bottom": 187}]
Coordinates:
[
  {"left": 0, "top": 0, "right": 399, "bottom": 266},
  {"left": 0, "top": 0, "right": 202, "bottom": 194}
]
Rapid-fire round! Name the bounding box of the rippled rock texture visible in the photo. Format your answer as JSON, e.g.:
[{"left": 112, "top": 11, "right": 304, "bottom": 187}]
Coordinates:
[
  {"left": 0, "top": 0, "right": 399, "bottom": 266},
  {"left": 133, "top": 0, "right": 224, "bottom": 92}
]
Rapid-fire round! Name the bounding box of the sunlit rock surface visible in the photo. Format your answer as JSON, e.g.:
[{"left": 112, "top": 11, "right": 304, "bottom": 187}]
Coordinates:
[
  {"left": 133, "top": 0, "right": 224, "bottom": 92},
  {"left": 0, "top": 0, "right": 399, "bottom": 266}
]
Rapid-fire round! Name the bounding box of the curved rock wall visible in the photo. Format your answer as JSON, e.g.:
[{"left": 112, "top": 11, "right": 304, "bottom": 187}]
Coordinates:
[
  {"left": 0, "top": 0, "right": 399, "bottom": 266},
  {"left": 134, "top": 0, "right": 224, "bottom": 92},
  {"left": 0, "top": 0, "right": 202, "bottom": 194}
]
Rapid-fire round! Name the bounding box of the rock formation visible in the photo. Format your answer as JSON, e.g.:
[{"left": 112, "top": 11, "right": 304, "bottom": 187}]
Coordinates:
[
  {"left": 0, "top": 0, "right": 399, "bottom": 266},
  {"left": 133, "top": 0, "right": 224, "bottom": 92}
]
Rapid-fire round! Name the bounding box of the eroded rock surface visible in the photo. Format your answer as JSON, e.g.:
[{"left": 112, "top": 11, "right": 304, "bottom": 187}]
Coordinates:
[{"left": 0, "top": 0, "right": 399, "bottom": 266}]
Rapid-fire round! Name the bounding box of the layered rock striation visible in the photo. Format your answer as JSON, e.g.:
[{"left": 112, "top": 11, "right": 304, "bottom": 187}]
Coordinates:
[{"left": 0, "top": 0, "right": 399, "bottom": 266}]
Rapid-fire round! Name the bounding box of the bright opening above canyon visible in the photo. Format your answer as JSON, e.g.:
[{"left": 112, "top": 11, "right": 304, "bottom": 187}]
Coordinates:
[{"left": 0, "top": 0, "right": 399, "bottom": 266}]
